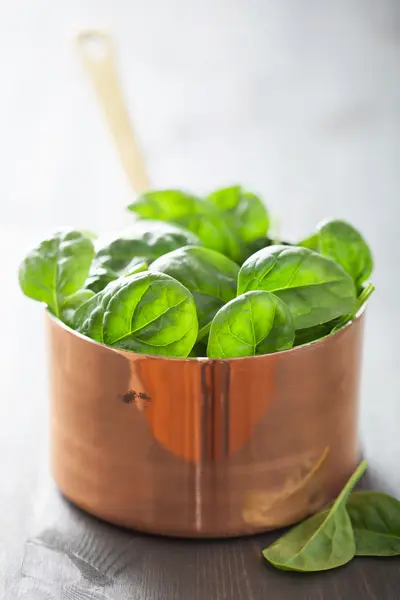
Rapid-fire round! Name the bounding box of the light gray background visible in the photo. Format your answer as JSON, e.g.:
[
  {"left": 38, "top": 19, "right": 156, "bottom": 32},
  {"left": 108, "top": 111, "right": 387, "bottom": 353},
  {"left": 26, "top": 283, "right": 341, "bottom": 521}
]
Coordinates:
[{"left": 0, "top": 0, "right": 399, "bottom": 596}]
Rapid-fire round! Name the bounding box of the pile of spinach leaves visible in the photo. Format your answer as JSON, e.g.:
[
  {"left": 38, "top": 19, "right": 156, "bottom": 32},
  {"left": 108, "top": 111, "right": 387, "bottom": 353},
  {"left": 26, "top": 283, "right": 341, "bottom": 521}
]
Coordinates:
[{"left": 18, "top": 186, "right": 374, "bottom": 359}]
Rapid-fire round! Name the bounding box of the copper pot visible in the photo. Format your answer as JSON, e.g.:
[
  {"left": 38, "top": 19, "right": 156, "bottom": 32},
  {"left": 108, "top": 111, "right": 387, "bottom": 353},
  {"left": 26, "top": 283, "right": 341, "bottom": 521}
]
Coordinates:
[{"left": 47, "top": 312, "right": 364, "bottom": 538}]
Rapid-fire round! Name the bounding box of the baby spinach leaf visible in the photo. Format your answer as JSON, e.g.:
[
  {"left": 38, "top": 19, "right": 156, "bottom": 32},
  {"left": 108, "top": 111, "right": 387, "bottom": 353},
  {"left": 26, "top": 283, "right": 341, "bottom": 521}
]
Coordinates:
[
  {"left": 262, "top": 460, "right": 368, "bottom": 572},
  {"left": 75, "top": 271, "right": 198, "bottom": 357},
  {"left": 206, "top": 185, "right": 269, "bottom": 244},
  {"left": 207, "top": 290, "right": 295, "bottom": 358},
  {"left": 300, "top": 220, "right": 373, "bottom": 288},
  {"left": 347, "top": 491, "right": 400, "bottom": 556},
  {"left": 127, "top": 189, "right": 244, "bottom": 262},
  {"left": 86, "top": 220, "right": 199, "bottom": 292},
  {"left": 19, "top": 229, "right": 95, "bottom": 318},
  {"left": 86, "top": 257, "right": 148, "bottom": 293},
  {"left": 299, "top": 233, "right": 319, "bottom": 251},
  {"left": 60, "top": 289, "right": 95, "bottom": 327},
  {"left": 242, "top": 237, "right": 294, "bottom": 262},
  {"left": 149, "top": 245, "right": 239, "bottom": 338},
  {"left": 331, "top": 282, "right": 375, "bottom": 334},
  {"left": 73, "top": 281, "right": 118, "bottom": 342},
  {"left": 238, "top": 245, "right": 356, "bottom": 331},
  {"left": 319, "top": 220, "right": 373, "bottom": 288},
  {"left": 294, "top": 320, "right": 339, "bottom": 347},
  {"left": 243, "top": 237, "right": 273, "bottom": 260},
  {"left": 189, "top": 341, "right": 208, "bottom": 357}
]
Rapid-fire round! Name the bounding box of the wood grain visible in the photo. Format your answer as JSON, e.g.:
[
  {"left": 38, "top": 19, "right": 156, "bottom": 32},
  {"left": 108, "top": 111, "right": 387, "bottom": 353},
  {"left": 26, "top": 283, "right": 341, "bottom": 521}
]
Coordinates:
[{"left": 14, "top": 471, "right": 400, "bottom": 600}]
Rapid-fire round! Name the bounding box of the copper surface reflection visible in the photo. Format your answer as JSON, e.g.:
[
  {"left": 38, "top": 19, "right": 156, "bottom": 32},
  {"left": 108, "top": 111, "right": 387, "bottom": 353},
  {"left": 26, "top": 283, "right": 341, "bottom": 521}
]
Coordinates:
[{"left": 47, "top": 313, "right": 364, "bottom": 538}]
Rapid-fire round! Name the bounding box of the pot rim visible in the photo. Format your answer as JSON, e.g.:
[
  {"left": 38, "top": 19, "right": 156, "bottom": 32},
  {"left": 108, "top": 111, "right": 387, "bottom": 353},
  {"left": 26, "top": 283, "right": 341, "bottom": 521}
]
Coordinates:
[{"left": 46, "top": 305, "right": 366, "bottom": 364}]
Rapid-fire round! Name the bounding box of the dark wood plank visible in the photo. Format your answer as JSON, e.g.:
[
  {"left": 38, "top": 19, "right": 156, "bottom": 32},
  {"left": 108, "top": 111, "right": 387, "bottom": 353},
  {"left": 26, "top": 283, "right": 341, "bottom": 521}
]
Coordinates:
[{"left": 11, "top": 466, "right": 400, "bottom": 600}]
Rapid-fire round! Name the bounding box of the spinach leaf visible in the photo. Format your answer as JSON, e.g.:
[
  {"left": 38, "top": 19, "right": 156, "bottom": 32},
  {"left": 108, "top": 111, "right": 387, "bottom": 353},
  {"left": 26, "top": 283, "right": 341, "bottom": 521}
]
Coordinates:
[
  {"left": 347, "top": 491, "right": 400, "bottom": 556},
  {"left": 298, "top": 233, "right": 319, "bottom": 251},
  {"left": 296, "top": 289, "right": 373, "bottom": 346},
  {"left": 189, "top": 341, "right": 208, "bottom": 357},
  {"left": 75, "top": 271, "right": 198, "bottom": 357},
  {"left": 86, "top": 220, "right": 199, "bottom": 292},
  {"left": 238, "top": 245, "right": 356, "bottom": 331},
  {"left": 262, "top": 461, "right": 367, "bottom": 572},
  {"left": 207, "top": 290, "right": 295, "bottom": 358},
  {"left": 19, "top": 229, "right": 95, "bottom": 318},
  {"left": 86, "top": 258, "right": 148, "bottom": 293},
  {"left": 331, "top": 282, "right": 375, "bottom": 334},
  {"left": 149, "top": 245, "right": 239, "bottom": 338},
  {"left": 60, "top": 289, "right": 95, "bottom": 327},
  {"left": 293, "top": 320, "right": 339, "bottom": 346},
  {"left": 242, "top": 236, "right": 294, "bottom": 263},
  {"left": 73, "top": 283, "right": 115, "bottom": 342},
  {"left": 127, "top": 189, "right": 244, "bottom": 262},
  {"left": 242, "top": 237, "right": 273, "bottom": 260},
  {"left": 206, "top": 185, "right": 269, "bottom": 244},
  {"left": 300, "top": 220, "right": 373, "bottom": 288}
]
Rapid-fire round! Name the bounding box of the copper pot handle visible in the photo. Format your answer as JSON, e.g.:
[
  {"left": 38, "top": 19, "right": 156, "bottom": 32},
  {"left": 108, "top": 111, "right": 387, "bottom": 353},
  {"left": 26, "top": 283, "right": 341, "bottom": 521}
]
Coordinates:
[{"left": 75, "top": 29, "right": 150, "bottom": 193}]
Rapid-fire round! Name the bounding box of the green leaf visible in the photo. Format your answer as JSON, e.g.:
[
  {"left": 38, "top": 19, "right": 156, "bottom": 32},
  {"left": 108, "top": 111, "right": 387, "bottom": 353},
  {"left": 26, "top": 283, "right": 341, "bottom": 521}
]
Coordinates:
[
  {"left": 299, "top": 220, "right": 373, "bottom": 288},
  {"left": 127, "top": 189, "right": 244, "bottom": 262},
  {"left": 238, "top": 245, "right": 357, "bottom": 331},
  {"left": 298, "top": 233, "right": 319, "bottom": 251},
  {"left": 347, "top": 491, "right": 400, "bottom": 556},
  {"left": 242, "top": 237, "right": 273, "bottom": 260},
  {"left": 293, "top": 319, "right": 340, "bottom": 347},
  {"left": 262, "top": 461, "right": 368, "bottom": 572},
  {"left": 73, "top": 283, "right": 117, "bottom": 342},
  {"left": 207, "top": 290, "right": 295, "bottom": 358},
  {"left": 188, "top": 341, "right": 208, "bottom": 357},
  {"left": 242, "top": 237, "right": 294, "bottom": 263},
  {"left": 331, "top": 282, "right": 375, "bottom": 334},
  {"left": 206, "top": 185, "right": 269, "bottom": 244},
  {"left": 18, "top": 229, "right": 95, "bottom": 318},
  {"left": 60, "top": 289, "right": 95, "bottom": 327},
  {"left": 149, "top": 246, "right": 239, "bottom": 336},
  {"left": 86, "top": 220, "right": 199, "bottom": 293},
  {"left": 75, "top": 271, "right": 198, "bottom": 357},
  {"left": 318, "top": 220, "right": 373, "bottom": 288}
]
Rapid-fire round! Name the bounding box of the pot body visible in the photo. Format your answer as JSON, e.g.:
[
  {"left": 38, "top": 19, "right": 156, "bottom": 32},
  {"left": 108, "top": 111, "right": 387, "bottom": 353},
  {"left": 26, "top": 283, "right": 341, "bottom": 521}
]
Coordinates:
[{"left": 47, "top": 313, "right": 364, "bottom": 537}]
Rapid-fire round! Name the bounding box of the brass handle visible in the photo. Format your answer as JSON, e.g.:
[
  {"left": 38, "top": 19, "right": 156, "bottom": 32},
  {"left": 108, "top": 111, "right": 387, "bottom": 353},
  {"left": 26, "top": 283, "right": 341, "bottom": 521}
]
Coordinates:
[{"left": 76, "top": 30, "right": 150, "bottom": 194}]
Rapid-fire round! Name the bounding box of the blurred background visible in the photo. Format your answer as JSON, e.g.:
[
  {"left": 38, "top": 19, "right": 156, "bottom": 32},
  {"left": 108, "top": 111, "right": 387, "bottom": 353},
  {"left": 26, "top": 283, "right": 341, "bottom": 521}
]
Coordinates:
[{"left": 0, "top": 0, "right": 399, "bottom": 590}]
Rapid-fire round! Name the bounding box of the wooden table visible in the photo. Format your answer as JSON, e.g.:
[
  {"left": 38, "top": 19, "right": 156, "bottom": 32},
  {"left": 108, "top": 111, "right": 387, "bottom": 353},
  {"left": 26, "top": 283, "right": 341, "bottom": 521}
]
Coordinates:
[{"left": 1, "top": 1, "right": 399, "bottom": 598}]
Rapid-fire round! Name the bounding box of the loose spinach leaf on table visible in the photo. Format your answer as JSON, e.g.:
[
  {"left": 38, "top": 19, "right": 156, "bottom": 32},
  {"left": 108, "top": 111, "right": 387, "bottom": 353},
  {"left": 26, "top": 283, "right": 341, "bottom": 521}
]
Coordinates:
[
  {"left": 238, "top": 245, "right": 357, "bottom": 331},
  {"left": 149, "top": 245, "right": 239, "bottom": 339},
  {"left": 299, "top": 219, "right": 373, "bottom": 288},
  {"left": 18, "top": 229, "right": 95, "bottom": 318},
  {"left": 74, "top": 271, "right": 198, "bottom": 358},
  {"left": 262, "top": 461, "right": 368, "bottom": 572},
  {"left": 206, "top": 185, "right": 269, "bottom": 244},
  {"left": 86, "top": 220, "right": 200, "bottom": 292},
  {"left": 207, "top": 290, "right": 295, "bottom": 358},
  {"left": 127, "top": 189, "right": 244, "bottom": 262},
  {"left": 347, "top": 491, "right": 400, "bottom": 556}
]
